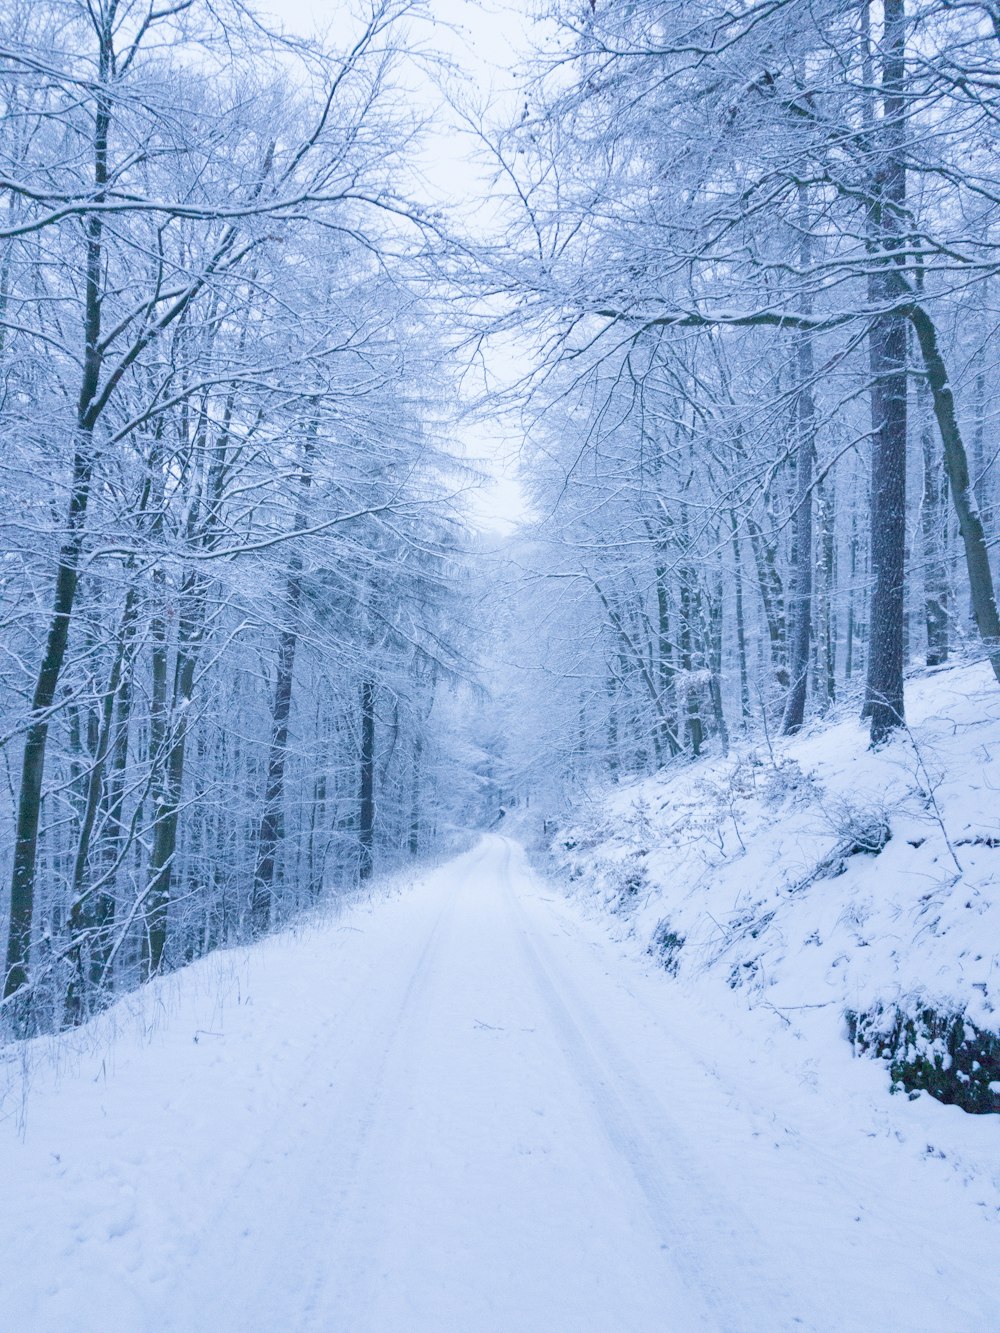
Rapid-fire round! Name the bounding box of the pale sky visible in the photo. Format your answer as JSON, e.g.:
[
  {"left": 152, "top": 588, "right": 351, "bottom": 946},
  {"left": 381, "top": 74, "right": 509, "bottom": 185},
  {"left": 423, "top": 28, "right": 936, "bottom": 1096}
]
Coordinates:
[{"left": 264, "top": 0, "right": 534, "bottom": 534}]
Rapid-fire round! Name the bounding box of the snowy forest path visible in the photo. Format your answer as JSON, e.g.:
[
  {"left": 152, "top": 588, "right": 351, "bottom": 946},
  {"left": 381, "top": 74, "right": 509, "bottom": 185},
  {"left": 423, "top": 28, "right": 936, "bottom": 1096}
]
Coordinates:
[
  {"left": 3, "top": 836, "right": 995, "bottom": 1332},
  {"left": 295, "top": 834, "right": 732, "bottom": 1332}
]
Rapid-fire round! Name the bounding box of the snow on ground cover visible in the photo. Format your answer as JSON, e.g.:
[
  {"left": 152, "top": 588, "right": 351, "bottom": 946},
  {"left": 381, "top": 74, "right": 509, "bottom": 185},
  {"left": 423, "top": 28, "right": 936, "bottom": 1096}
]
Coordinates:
[
  {"left": 547, "top": 662, "right": 1000, "bottom": 1200},
  {"left": 552, "top": 661, "right": 1000, "bottom": 1034},
  {"left": 0, "top": 868, "right": 425, "bottom": 1331},
  {"left": 1, "top": 834, "right": 999, "bottom": 1331}
]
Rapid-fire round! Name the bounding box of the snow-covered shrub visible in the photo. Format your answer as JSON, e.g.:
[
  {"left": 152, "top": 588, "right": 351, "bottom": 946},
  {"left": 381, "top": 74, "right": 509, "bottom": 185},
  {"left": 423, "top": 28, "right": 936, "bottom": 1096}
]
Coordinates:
[
  {"left": 826, "top": 796, "right": 893, "bottom": 857},
  {"left": 648, "top": 920, "right": 685, "bottom": 976},
  {"left": 607, "top": 853, "right": 648, "bottom": 912},
  {"left": 759, "top": 758, "right": 822, "bottom": 810},
  {"left": 793, "top": 795, "right": 893, "bottom": 885}
]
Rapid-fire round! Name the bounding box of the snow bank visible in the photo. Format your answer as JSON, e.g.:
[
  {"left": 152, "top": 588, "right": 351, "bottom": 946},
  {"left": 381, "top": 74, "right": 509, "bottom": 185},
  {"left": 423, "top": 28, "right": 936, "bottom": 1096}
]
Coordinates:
[
  {"left": 547, "top": 660, "right": 1000, "bottom": 1114},
  {"left": 0, "top": 863, "right": 441, "bottom": 1330}
]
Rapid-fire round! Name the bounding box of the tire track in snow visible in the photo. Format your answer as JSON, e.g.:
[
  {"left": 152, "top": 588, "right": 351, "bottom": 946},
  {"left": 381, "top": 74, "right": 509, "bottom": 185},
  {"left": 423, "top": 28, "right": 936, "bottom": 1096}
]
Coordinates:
[
  {"left": 304, "top": 836, "right": 709, "bottom": 1333},
  {"left": 162, "top": 862, "right": 464, "bottom": 1333},
  {"left": 500, "top": 839, "right": 807, "bottom": 1333},
  {"left": 294, "top": 854, "right": 466, "bottom": 1329}
]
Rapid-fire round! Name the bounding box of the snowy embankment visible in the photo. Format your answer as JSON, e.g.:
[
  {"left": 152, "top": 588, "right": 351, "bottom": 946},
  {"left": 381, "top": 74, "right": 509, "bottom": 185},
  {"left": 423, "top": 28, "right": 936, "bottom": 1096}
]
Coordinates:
[{"left": 548, "top": 662, "right": 1000, "bottom": 1155}]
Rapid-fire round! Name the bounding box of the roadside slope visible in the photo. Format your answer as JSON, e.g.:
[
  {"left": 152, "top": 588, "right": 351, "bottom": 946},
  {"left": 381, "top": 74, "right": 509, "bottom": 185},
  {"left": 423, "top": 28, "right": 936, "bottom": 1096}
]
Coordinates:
[{"left": 550, "top": 661, "right": 1000, "bottom": 1111}]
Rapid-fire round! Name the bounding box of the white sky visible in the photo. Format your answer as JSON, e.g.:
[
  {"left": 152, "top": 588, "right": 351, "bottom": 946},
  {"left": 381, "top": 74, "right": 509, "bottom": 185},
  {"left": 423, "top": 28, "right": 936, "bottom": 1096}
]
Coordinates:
[{"left": 263, "top": 0, "right": 535, "bottom": 533}]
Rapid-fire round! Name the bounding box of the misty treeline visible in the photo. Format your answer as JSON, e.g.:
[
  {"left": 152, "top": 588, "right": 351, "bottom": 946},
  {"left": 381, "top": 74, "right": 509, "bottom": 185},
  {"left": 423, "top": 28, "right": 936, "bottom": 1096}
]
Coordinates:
[
  {"left": 0, "top": 0, "right": 482, "bottom": 1034},
  {"left": 479, "top": 0, "right": 1000, "bottom": 800}
]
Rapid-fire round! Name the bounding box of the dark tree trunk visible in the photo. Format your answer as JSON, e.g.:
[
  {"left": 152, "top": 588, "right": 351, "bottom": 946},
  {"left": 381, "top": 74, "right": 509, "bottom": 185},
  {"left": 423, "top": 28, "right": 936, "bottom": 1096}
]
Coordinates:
[
  {"left": 865, "top": 315, "right": 908, "bottom": 742},
  {"left": 145, "top": 574, "right": 202, "bottom": 977},
  {"left": 3, "top": 62, "right": 111, "bottom": 1006},
  {"left": 655, "top": 553, "right": 680, "bottom": 756},
  {"left": 919, "top": 379, "right": 950, "bottom": 667},
  {"left": 250, "top": 621, "right": 297, "bottom": 934},
  {"left": 251, "top": 426, "right": 316, "bottom": 933},
  {"left": 358, "top": 679, "right": 376, "bottom": 881},
  {"left": 864, "top": 0, "right": 908, "bottom": 745},
  {"left": 3, "top": 458, "right": 93, "bottom": 1008},
  {"left": 972, "top": 350, "right": 989, "bottom": 528},
  {"left": 746, "top": 516, "right": 788, "bottom": 691},
  {"left": 730, "top": 512, "right": 751, "bottom": 725},
  {"left": 678, "top": 557, "right": 704, "bottom": 757},
  {"left": 102, "top": 637, "right": 135, "bottom": 886},
  {"left": 783, "top": 310, "right": 817, "bottom": 735},
  {"left": 408, "top": 732, "right": 422, "bottom": 857},
  {"left": 309, "top": 772, "right": 327, "bottom": 899},
  {"left": 846, "top": 494, "right": 862, "bottom": 680},
  {"left": 706, "top": 571, "right": 729, "bottom": 756},
  {"left": 606, "top": 668, "right": 619, "bottom": 779},
  {"left": 818, "top": 476, "right": 837, "bottom": 707},
  {"left": 909, "top": 305, "right": 1000, "bottom": 683},
  {"left": 64, "top": 586, "right": 140, "bottom": 1019}
]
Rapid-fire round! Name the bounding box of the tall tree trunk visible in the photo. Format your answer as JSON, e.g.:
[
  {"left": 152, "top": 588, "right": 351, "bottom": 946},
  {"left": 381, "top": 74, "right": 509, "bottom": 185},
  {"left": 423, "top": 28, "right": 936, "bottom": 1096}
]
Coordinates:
[
  {"left": 250, "top": 425, "right": 316, "bottom": 934},
  {"left": 972, "top": 347, "right": 988, "bottom": 524},
  {"left": 678, "top": 555, "right": 704, "bottom": 756},
  {"left": 358, "top": 679, "right": 376, "bottom": 881},
  {"left": 919, "top": 378, "right": 950, "bottom": 666},
  {"left": 64, "top": 586, "right": 140, "bottom": 1019},
  {"left": 102, "top": 636, "right": 136, "bottom": 889},
  {"left": 783, "top": 271, "right": 817, "bottom": 735},
  {"left": 909, "top": 304, "right": 1000, "bottom": 682},
  {"left": 606, "top": 666, "right": 619, "bottom": 779},
  {"left": 250, "top": 621, "right": 296, "bottom": 933},
  {"left": 705, "top": 570, "right": 729, "bottom": 756},
  {"left": 864, "top": 0, "right": 908, "bottom": 744},
  {"left": 145, "top": 574, "right": 202, "bottom": 977},
  {"left": 310, "top": 772, "right": 327, "bottom": 898},
  {"left": 746, "top": 516, "right": 788, "bottom": 691},
  {"left": 818, "top": 475, "right": 837, "bottom": 707},
  {"left": 3, "top": 65, "right": 111, "bottom": 1008},
  {"left": 845, "top": 487, "right": 863, "bottom": 680},
  {"left": 408, "top": 732, "right": 422, "bottom": 857},
  {"left": 729, "top": 511, "right": 751, "bottom": 725},
  {"left": 865, "top": 319, "right": 908, "bottom": 741},
  {"left": 655, "top": 551, "right": 680, "bottom": 756}
]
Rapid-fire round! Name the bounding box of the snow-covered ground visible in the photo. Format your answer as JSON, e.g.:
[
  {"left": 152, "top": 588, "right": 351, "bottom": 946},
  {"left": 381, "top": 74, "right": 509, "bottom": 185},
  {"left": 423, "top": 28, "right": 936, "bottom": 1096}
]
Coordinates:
[
  {"left": 550, "top": 661, "right": 1000, "bottom": 1097},
  {"left": 2, "top": 832, "right": 999, "bottom": 1331}
]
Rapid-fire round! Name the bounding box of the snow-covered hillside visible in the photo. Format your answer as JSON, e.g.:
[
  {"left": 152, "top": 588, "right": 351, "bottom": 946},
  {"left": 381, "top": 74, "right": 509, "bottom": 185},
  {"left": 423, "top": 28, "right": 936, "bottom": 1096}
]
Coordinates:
[{"left": 548, "top": 661, "right": 1000, "bottom": 1118}]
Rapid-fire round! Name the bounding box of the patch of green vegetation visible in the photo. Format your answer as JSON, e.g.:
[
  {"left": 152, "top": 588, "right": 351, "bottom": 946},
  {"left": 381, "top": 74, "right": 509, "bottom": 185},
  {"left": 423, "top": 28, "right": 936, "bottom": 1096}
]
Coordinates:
[{"left": 846, "top": 1003, "right": 1000, "bottom": 1115}]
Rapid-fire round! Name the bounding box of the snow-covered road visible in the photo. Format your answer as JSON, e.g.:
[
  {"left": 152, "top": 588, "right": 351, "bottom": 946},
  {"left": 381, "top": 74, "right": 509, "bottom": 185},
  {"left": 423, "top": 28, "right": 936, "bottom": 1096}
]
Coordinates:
[{"left": 3, "top": 836, "right": 998, "bottom": 1331}]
